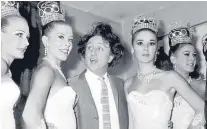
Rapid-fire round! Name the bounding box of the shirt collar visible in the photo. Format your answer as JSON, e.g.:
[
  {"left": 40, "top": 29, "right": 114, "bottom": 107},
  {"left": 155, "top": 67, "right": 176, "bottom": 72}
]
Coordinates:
[{"left": 86, "top": 69, "right": 108, "bottom": 80}]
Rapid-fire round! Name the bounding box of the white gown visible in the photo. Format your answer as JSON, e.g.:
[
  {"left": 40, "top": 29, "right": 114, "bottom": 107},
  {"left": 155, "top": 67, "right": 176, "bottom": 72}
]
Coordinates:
[
  {"left": 171, "top": 95, "right": 195, "bottom": 129},
  {"left": 0, "top": 77, "right": 20, "bottom": 129},
  {"left": 127, "top": 90, "right": 173, "bottom": 129},
  {"left": 44, "top": 86, "right": 77, "bottom": 129}
]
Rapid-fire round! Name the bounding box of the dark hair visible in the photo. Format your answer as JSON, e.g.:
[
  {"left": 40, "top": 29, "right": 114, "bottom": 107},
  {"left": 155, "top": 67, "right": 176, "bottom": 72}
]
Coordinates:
[
  {"left": 78, "top": 22, "right": 124, "bottom": 67},
  {"left": 42, "top": 20, "right": 69, "bottom": 36},
  {"left": 1, "top": 15, "right": 27, "bottom": 32},
  {"left": 155, "top": 46, "right": 173, "bottom": 71},
  {"left": 169, "top": 42, "right": 200, "bottom": 79}
]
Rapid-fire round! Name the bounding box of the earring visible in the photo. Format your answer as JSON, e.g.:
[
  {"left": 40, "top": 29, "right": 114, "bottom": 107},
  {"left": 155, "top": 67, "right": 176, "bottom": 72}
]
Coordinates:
[
  {"left": 174, "top": 64, "right": 178, "bottom": 72},
  {"left": 45, "top": 43, "right": 48, "bottom": 56},
  {"left": 155, "top": 52, "right": 158, "bottom": 62},
  {"left": 131, "top": 49, "right": 135, "bottom": 61}
]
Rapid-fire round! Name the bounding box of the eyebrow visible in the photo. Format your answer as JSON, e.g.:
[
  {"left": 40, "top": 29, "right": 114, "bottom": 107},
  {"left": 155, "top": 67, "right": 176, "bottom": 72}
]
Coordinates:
[
  {"left": 16, "top": 30, "right": 25, "bottom": 33},
  {"left": 56, "top": 33, "right": 65, "bottom": 35},
  {"left": 136, "top": 39, "right": 155, "bottom": 41}
]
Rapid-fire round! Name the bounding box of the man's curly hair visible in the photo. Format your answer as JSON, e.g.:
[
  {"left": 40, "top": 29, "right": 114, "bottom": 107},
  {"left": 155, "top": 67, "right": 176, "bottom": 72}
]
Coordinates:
[{"left": 78, "top": 22, "right": 124, "bottom": 67}]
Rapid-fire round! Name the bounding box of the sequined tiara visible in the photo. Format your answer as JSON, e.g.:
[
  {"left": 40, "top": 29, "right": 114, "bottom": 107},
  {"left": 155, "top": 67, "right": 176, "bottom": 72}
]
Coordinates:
[
  {"left": 169, "top": 22, "right": 194, "bottom": 46},
  {"left": 37, "top": 1, "right": 65, "bottom": 26},
  {"left": 132, "top": 15, "right": 159, "bottom": 35},
  {"left": 1, "top": 1, "right": 20, "bottom": 18}
]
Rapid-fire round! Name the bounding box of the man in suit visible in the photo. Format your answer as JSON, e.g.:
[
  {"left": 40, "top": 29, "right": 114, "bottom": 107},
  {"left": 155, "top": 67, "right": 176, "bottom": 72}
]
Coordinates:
[{"left": 71, "top": 22, "right": 128, "bottom": 129}]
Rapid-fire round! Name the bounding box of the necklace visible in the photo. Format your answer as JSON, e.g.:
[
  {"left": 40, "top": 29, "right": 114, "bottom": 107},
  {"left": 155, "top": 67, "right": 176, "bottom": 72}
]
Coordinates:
[
  {"left": 42, "top": 57, "right": 67, "bottom": 83},
  {"left": 187, "top": 76, "right": 192, "bottom": 84},
  {"left": 137, "top": 66, "right": 156, "bottom": 84}
]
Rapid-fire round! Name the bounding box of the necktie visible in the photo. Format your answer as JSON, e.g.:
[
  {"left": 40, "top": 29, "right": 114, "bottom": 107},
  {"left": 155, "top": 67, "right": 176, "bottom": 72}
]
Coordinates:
[{"left": 99, "top": 77, "right": 111, "bottom": 129}]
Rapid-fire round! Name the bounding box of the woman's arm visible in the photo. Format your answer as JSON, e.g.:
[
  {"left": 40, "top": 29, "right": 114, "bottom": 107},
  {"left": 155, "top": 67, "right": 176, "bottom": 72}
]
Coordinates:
[
  {"left": 124, "top": 77, "right": 134, "bottom": 129},
  {"left": 168, "top": 71, "right": 205, "bottom": 127},
  {"left": 22, "top": 66, "right": 55, "bottom": 129}
]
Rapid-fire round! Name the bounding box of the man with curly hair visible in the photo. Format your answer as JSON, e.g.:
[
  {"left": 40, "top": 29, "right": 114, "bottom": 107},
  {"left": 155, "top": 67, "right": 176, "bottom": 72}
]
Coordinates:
[{"left": 70, "top": 22, "right": 128, "bottom": 129}]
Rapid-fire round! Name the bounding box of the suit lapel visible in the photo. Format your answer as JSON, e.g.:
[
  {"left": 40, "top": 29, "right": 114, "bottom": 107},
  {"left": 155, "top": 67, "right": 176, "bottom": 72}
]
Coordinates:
[
  {"left": 108, "top": 75, "right": 119, "bottom": 111},
  {"left": 79, "top": 72, "right": 98, "bottom": 113}
]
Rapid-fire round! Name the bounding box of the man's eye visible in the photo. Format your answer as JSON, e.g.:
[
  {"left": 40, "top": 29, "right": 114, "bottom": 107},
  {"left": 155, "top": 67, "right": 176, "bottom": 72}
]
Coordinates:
[
  {"left": 87, "top": 46, "right": 92, "bottom": 50},
  {"left": 98, "top": 47, "right": 103, "bottom": 51}
]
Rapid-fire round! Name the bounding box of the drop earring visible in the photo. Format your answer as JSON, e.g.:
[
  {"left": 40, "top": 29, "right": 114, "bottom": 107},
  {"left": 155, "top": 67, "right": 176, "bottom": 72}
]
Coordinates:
[
  {"left": 45, "top": 43, "right": 48, "bottom": 56},
  {"left": 155, "top": 52, "right": 158, "bottom": 62}
]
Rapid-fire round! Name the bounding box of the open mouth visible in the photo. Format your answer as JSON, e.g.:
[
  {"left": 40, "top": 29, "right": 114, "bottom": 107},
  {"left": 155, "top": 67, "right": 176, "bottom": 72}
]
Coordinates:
[
  {"left": 187, "top": 63, "right": 195, "bottom": 67},
  {"left": 90, "top": 58, "right": 98, "bottom": 64},
  {"left": 60, "top": 49, "right": 69, "bottom": 55}
]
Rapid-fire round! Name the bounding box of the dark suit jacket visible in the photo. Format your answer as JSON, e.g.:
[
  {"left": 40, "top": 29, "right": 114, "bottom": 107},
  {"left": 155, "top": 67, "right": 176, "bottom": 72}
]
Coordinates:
[{"left": 70, "top": 71, "right": 129, "bottom": 129}]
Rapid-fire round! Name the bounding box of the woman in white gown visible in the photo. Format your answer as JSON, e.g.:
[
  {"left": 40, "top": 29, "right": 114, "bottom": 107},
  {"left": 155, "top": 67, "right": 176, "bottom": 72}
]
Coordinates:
[
  {"left": 125, "top": 15, "right": 205, "bottom": 129},
  {"left": 22, "top": 1, "right": 77, "bottom": 129},
  {"left": 1, "top": 1, "right": 30, "bottom": 129},
  {"left": 168, "top": 24, "right": 206, "bottom": 129}
]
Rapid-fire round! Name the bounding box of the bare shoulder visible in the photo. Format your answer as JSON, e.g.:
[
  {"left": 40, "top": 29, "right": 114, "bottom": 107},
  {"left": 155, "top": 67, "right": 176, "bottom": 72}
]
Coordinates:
[
  {"left": 33, "top": 65, "right": 55, "bottom": 79},
  {"left": 1, "top": 58, "right": 8, "bottom": 76},
  {"left": 163, "top": 70, "right": 184, "bottom": 82},
  {"left": 30, "top": 64, "right": 55, "bottom": 89},
  {"left": 165, "top": 70, "right": 180, "bottom": 78}
]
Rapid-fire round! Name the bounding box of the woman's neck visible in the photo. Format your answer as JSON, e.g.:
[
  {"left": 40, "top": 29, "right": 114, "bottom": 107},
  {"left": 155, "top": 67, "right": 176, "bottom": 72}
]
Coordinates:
[
  {"left": 44, "top": 55, "right": 61, "bottom": 66},
  {"left": 175, "top": 68, "right": 189, "bottom": 80},
  {"left": 1, "top": 52, "right": 14, "bottom": 66},
  {"left": 137, "top": 61, "right": 155, "bottom": 74}
]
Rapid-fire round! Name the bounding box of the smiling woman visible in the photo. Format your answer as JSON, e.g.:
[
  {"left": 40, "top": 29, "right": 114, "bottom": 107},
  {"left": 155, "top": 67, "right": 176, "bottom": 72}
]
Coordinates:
[
  {"left": 22, "top": 1, "right": 77, "bottom": 129},
  {"left": 168, "top": 25, "right": 206, "bottom": 129},
  {"left": 1, "top": 1, "right": 30, "bottom": 129}
]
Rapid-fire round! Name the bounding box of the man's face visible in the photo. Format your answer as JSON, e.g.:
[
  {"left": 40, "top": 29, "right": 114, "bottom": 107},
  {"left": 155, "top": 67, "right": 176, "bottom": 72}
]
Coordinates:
[{"left": 84, "top": 35, "right": 114, "bottom": 72}]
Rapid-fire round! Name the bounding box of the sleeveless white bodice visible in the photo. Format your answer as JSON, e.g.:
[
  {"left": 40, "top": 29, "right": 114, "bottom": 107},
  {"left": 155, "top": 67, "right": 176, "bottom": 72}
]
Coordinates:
[
  {"left": 171, "top": 96, "right": 195, "bottom": 129},
  {"left": 0, "top": 78, "right": 20, "bottom": 129},
  {"left": 127, "top": 90, "right": 173, "bottom": 129},
  {"left": 44, "top": 86, "right": 77, "bottom": 129}
]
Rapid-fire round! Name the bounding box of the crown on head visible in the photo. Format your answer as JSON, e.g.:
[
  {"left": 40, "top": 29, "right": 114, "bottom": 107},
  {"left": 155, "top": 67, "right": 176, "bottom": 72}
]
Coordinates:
[
  {"left": 1, "top": 1, "right": 20, "bottom": 18},
  {"left": 202, "top": 34, "right": 207, "bottom": 47},
  {"left": 37, "top": 1, "right": 65, "bottom": 26},
  {"left": 169, "top": 22, "right": 194, "bottom": 46},
  {"left": 132, "top": 15, "right": 159, "bottom": 35}
]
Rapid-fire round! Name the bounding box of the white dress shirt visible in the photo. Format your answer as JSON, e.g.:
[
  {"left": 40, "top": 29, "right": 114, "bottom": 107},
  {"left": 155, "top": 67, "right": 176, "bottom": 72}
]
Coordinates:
[{"left": 85, "top": 69, "right": 120, "bottom": 129}]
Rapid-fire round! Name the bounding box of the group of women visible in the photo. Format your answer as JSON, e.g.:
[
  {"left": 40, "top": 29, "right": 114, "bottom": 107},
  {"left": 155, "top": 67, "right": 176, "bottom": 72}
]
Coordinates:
[{"left": 1, "top": 1, "right": 206, "bottom": 129}]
